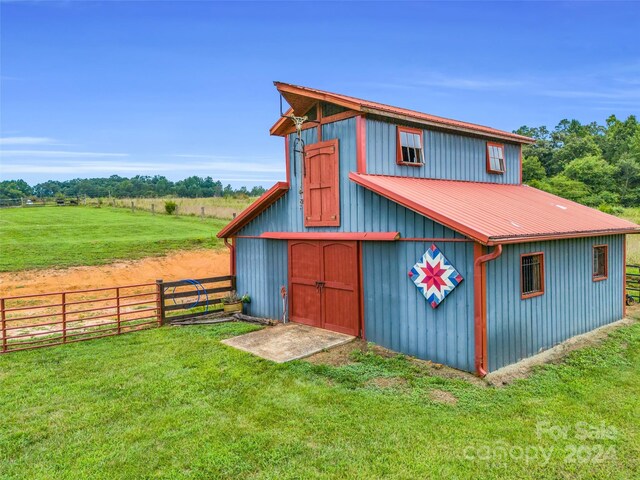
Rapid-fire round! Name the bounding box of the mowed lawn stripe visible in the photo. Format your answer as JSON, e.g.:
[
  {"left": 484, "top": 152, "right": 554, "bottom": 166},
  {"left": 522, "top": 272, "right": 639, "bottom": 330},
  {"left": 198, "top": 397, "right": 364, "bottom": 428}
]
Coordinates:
[{"left": 0, "top": 207, "right": 228, "bottom": 271}]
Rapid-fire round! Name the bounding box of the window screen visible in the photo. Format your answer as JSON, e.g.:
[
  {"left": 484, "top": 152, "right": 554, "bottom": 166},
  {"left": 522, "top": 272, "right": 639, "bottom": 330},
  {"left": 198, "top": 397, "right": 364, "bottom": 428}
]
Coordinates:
[
  {"left": 397, "top": 127, "right": 423, "bottom": 165},
  {"left": 487, "top": 143, "right": 505, "bottom": 173},
  {"left": 593, "top": 245, "right": 608, "bottom": 280},
  {"left": 521, "top": 253, "right": 544, "bottom": 298}
]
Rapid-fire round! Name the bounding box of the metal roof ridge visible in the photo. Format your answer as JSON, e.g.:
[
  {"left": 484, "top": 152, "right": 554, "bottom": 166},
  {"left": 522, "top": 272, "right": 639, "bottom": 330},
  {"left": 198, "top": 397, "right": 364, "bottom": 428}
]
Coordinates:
[{"left": 354, "top": 172, "right": 529, "bottom": 187}]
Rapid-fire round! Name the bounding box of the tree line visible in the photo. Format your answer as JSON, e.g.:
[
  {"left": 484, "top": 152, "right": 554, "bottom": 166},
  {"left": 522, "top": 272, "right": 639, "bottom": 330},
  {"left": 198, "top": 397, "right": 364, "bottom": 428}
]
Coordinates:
[
  {"left": 0, "top": 175, "right": 267, "bottom": 200},
  {"left": 2, "top": 114, "right": 638, "bottom": 208},
  {"left": 518, "top": 114, "right": 639, "bottom": 211}
]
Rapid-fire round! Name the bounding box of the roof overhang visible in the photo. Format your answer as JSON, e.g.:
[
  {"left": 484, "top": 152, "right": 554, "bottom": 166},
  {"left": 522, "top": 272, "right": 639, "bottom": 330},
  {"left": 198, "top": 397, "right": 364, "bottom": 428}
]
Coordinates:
[
  {"left": 217, "top": 182, "right": 289, "bottom": 238},
  {"left": 349, "top": 173, "right": 640, "bottom": 246},
  {"left": 256, "top": 232, "right": 400, "bottom": 241},
  {"left": 270, "top": 82, "right": 536, "bottom": 145}
]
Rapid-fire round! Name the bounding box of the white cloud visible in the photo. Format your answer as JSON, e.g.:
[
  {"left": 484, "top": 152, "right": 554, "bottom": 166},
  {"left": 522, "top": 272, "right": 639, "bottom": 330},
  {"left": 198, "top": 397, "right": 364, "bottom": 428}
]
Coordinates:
[
  {"left": 0, "top": 150, "right": 129, "bottom": 158},
  {"left": 360, "top": 62, "right": 640, "bottom": 109},
  {"left": 0, "top": 137, "right": 59, "bottom": 145}
]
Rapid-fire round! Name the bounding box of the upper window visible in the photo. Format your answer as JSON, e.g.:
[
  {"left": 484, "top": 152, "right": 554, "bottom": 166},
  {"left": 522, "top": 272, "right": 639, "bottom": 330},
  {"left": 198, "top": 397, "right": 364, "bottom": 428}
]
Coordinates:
[
  {"left": 486, "top": 142, "right": 505, "bottom": 174},
  {"left": 521, "top": 252, "right": 544, "bottom": 299},
  {"left": 593, "top": 245, "right": 608, "bottom": 281},
  {"left": 396, "top": 126, "right": 424, "bottom": 166}
]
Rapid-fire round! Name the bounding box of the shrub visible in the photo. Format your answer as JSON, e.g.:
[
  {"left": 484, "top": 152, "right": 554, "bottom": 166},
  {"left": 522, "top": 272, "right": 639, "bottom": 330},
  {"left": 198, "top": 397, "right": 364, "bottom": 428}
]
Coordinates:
[{"left": 164, "top": 200, "right": 177, "bottom": 215}]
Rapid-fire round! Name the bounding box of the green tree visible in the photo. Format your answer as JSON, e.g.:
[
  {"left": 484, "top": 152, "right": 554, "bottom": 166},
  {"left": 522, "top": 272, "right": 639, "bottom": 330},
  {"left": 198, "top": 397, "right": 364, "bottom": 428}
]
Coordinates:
[
  {"left": 562, "top": 155, "right": 616, "bottom": 193},
  {"left": 541, "top": 175, "right": 592, "bottom": 205},
  {"left": 522, "top": 156, "right": 546, "bottom": 182},
  {"left": 551, "top": 136, "right": 601, "bottom": 175}
]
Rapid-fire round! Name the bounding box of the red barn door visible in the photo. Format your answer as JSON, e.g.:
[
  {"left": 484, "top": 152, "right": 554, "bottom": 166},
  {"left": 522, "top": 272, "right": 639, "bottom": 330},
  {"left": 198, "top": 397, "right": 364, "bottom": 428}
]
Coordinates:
[
  {"left": 288, "top": 240, "right": 360, "bottom": 336},
  {"left": 289, "top": 241, "right": 322, "bottom": 328}
]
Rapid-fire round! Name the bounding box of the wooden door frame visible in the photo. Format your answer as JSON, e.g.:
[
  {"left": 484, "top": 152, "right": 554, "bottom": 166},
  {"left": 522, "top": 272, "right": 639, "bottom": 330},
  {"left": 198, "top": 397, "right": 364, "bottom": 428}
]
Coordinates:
[{"left": 288, "top": 239, "right": 363, "bottom": 337}]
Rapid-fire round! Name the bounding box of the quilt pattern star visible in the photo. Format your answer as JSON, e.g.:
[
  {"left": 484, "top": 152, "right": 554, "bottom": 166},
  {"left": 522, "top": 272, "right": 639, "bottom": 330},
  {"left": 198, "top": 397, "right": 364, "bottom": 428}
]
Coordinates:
[{"left": 408, "top": 244, "right": 463, "bottom": 308}]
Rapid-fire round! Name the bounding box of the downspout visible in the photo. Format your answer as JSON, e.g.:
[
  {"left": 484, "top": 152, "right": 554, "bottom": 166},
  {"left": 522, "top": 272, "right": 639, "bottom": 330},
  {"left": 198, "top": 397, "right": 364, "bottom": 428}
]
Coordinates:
[
  {"left": 473, "top": 244, "right": 503, "bottom": 377},
  {"left": 224, "top": 237, "right": 236, "bottom": 277}
]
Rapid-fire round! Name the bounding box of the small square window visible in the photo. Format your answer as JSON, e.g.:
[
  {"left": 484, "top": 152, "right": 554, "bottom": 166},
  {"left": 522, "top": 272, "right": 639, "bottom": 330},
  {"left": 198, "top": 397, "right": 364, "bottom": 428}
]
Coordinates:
[
  {"left": 521, "top": 252, "right": 544, "bottom": 299},
  {"left": 396, "top": 126, "right": 423, "bottom": 166},
  {"left": 593, "top": 245, "right": 608, "bottom": 281},
  {"left": 486, "top": 142, "right": 505, "bottom": 174}
]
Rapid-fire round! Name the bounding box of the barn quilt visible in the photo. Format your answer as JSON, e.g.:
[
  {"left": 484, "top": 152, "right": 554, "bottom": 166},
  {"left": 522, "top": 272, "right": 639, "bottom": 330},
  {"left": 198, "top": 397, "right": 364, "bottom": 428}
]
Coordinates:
[{"left": 408, "top": 244, "right": 463, "bottom": 309}]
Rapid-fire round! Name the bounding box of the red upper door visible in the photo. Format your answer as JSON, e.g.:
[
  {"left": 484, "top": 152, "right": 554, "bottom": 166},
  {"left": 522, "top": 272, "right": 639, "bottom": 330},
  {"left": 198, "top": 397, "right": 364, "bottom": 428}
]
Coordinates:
[{"left": 303, "top": 139, "right": 340, "bottom": 227}]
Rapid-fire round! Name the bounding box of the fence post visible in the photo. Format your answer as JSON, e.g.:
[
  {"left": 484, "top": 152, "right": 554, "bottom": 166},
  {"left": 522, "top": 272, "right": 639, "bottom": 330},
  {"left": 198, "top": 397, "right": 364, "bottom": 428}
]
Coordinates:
[
  {"left": 131, "top": 201, "right": 134, "bottom": 213},
  {"left": 1, "top": 298, "right": 6, "bottom": 353},
  {"left": 156, "top": 279, "right": 165, "bottom": 326},
  {"left": 201, "top": 206, "right": 205, "bottom": 219},
  {"left": 151, "top": 204, "right": 155, "bottom": 215},
  {"left": 62, "top": 293, "right": 67, "bottom": 343},
  {"left": 116, "top": 287, "right": 121, "bottom": 334}
]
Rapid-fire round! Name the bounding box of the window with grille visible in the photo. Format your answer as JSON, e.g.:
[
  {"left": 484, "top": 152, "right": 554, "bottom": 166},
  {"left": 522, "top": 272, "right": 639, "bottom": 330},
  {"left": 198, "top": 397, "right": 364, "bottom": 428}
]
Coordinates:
[
  {"left": 521, "top": 253, "right": 544, "bottom": 299},
  {"left": 593, "top": 245, "right": 608, "bottom": 281},
  {"left": 396, "top": 126, "right": 424, "bottom": 165},
  {"left": 486, "top": 142, "right": 505, "bottom": 174}
]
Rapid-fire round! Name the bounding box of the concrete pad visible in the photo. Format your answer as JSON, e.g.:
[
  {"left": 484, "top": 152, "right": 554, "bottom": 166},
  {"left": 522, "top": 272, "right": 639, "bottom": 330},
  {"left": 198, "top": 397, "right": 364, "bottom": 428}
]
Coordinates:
[{"left": 221, "top": 323, "right": 355, "bottom": 363}]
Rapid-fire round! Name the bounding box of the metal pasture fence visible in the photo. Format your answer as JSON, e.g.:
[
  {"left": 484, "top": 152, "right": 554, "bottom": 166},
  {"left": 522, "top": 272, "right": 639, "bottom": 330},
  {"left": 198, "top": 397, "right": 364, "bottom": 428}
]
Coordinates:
[
  {"left": 0, "top": 275, "right": 236, "bottom": 354},
  {"left": 627, "top": 264, "right": 639, "bottom": 303}
]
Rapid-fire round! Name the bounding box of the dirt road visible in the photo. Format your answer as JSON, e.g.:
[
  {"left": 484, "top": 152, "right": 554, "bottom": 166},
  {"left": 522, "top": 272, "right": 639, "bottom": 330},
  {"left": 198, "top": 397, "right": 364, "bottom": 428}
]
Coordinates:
[{"left": 0, "top": 249, "right": 230, "bottom": 297}]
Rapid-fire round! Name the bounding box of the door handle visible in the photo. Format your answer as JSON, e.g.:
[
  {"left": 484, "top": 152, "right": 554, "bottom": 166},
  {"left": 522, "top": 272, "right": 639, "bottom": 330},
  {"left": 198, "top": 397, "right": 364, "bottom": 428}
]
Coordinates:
[{"left": 315, "top": 281, "right": 325, "bottom": 291}]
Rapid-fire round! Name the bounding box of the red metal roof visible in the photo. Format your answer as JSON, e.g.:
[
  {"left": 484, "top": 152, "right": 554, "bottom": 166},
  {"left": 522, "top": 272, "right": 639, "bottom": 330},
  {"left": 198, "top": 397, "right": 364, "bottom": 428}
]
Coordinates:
[
  {"left": 271, "top": 82, "right": 536, "bottom": 144},
  {"left": 350, "top": 173, "right": 640, "bottom": 245},
  {"left": 217, "top": 182, "right": 289, "bottom": 238}
]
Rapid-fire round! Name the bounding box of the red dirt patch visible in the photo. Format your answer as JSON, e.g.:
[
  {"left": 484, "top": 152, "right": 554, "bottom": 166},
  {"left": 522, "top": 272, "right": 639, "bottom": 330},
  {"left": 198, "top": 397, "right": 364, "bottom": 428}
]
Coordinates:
[
  {"left": 428, "top": 389, "right": 458, "bottom": 405},
  {"left": 0, "top": 249, "right": 230, "bottom": 297},
  {"left": 366, "top": 377, "right": 408, "bottom": 389}
]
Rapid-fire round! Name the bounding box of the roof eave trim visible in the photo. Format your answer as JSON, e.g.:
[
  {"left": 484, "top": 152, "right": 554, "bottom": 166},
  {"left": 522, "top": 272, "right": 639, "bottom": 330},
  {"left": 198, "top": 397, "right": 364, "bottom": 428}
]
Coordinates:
[
  {"left": 217, "top": 182, "right": 290, "bottom": 238},
  {"left": 360, "top": 107, "right": 537, "bottom": 144},
  {"left": 271, "top": 82, "right": 536, "bottom": 144},
  {"left": 257, "top": 232, "right": 400, "bottom": 241},
  {"left": 487, "top": 228, "right": 640, "bottom": 245}
]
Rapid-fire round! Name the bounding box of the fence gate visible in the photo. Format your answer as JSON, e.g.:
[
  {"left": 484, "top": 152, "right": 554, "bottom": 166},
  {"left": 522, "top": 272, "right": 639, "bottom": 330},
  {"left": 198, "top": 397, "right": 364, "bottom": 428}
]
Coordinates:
[
  {"left": 0, "top": 275, "right": 236, "bottom": 354},
  {"left": 627, "top": 265, "right": 639, "bottom": 304}
]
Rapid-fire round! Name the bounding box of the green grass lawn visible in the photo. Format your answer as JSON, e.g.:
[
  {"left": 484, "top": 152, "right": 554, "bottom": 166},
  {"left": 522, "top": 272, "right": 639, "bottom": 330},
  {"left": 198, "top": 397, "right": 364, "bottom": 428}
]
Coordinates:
[
  {"left": 1, "top": 316, "right": 639, "bottom": 479},
  {"left": 0, "top": 206, "right": 227, "bottom": 271}
]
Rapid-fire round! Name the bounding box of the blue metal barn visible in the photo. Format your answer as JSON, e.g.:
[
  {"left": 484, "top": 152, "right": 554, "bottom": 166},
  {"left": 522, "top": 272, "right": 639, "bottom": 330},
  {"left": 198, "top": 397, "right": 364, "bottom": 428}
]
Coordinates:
[{"left": 219, "top": 82, "right": 639, "bottom": 375}]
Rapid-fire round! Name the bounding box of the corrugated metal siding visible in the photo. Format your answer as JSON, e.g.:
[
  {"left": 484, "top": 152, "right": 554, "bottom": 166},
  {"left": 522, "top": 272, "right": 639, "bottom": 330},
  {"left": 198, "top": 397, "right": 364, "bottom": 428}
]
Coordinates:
[
  {"left": 240, "top": 118, "right": 364, "bottom": 235},
  {"left": 235, "top": 238, "right": 287, "bottom": 320},
  {"left": 363, "top": 239, "right": 475, "bottom": 372},
  {"left": 485, "top": 235, "right": 624, "bottom": 371},
  {"left": 240, "top": 117, "right": 467, "bottom": 238},
  {"left": 366, "top": 118, "right": 520, "bottom": 184}
]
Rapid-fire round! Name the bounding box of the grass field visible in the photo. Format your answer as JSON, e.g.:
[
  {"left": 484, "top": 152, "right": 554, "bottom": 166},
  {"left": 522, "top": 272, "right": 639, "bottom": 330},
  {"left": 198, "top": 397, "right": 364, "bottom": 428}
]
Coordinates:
[
  {"left": 1, "top": 316, "right": 639, "bottom": 479},
  {"left": 0, "top": 203, "right": 637, "bottom": 272},
  {"left": 0, "top": 206, "right": 228, "bottom": 271},
  {"left": 622, "top": 208, "right": 640, "bottom": 265},
  {"left": 111, "top": 196, "right": 255, "bottom": 219}
]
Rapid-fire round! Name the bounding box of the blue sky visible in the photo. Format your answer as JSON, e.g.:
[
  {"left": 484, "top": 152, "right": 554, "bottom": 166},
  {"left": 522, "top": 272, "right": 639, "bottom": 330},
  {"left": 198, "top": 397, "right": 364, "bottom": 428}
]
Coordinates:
[{"left": 1, "top": 1, "right": 639, "bottom": 187}]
